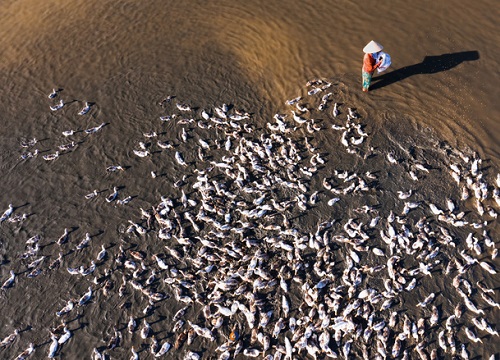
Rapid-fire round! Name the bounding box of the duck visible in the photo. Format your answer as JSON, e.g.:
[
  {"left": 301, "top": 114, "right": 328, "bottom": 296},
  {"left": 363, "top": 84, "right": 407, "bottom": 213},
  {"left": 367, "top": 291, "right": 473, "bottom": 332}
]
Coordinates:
[
  {"left": 141, "top": 320, "right": 151, "bottom": 339},
  {"left": 14, "top": 342, "right": 34, "bottom": 360},
  {"left": 48, "top": 335, "right": 59, "bottom": 358},
  {"left": 176, "top": 103, "right": 191, "bottom": 112},
  {"left": 48, "top": 88, "right": 58, "bottom": 98},
  {"left": 0, "top": 204, "right": 14, "bottom": 222},
  {"left": 78, "top": 286, "right": 92, "bottom": 306},
  {"left": 106, "top": 165, "right": 124, "bottom": 172},
  {"left": 117, "top": 196, "right": 133, "bottom": 205},
  {"left": 50, "top": 99, "right": 64, "bottom": 111},
  {"left": 56, "top": 300, "right": 74, "bottom": 317},
  {"left": 78, "top": 102, "right": 91, "bottom": 115},
  {"left": 43, "top": 151, "right": 60, "bottom": 161},
  {"left": 106, "top": 187, "right": 119, "bottom": 203},
  {"left": 285, "top": 96, "right": 302, "bottom": 105},
  {"left": 58, "top": 327, "right": 72, "bottom": 344},
  {"left": 84, "top": 122, "right": 105, "bottom": 134},
  {"left": 332, "top": 102, "right": 339, "bottom": 117},
  {"left": 155, "top": 341, "right": 172, "bottom": 357},
  {"left": 58, "top": 141, "right": 77, "bottom": 151},
  {"left": 1, "top": 270, "right": 15, "bottom": 289},
  {"left": 291, "top": 111, "right": 307, "bottom": 124},
  {"left": 201, "top": 110, "right": 211, "bottom": 120},
  {"left": 397, "top": 190, "right": 412, "bottom": 199},
  {"left": 175, "top": 151, "right": 187, "bottom": 166},
  {"left": 133, "top": 149, "right": 150, "bottom": 157},
  {"left": 0, "top": 329, "right": 18, "bottom": 348}
]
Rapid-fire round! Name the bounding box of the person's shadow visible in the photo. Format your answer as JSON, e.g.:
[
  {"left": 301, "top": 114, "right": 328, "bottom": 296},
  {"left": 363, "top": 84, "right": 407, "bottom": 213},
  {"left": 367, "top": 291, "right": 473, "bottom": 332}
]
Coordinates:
[{"left": 370, "top": 50, "right": 479, "bottom": 90}]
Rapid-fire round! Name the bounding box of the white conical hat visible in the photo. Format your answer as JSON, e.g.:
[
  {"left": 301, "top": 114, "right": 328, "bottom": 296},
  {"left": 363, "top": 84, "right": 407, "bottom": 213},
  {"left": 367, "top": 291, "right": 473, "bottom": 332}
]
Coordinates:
[{"left": 363, "top": 40, "right": 383, "bottom": 54}]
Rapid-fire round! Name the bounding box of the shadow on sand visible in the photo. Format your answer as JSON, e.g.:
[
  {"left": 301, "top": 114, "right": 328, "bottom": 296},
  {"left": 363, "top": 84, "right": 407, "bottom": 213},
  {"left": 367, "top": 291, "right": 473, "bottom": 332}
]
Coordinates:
[{"left": 370, "top": 50, "right": 480, "bottom": 90}]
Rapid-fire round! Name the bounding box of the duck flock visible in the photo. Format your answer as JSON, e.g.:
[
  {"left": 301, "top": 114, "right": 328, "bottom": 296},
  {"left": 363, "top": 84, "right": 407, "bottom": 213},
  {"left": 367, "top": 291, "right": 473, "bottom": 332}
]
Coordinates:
[{"left": 1, "top": 79, "right": 499, "bottom": 359}]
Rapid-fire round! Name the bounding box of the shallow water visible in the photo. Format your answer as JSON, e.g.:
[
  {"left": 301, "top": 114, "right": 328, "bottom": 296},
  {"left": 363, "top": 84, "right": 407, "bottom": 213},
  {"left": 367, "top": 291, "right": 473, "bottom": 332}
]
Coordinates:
[{"left": 0, "top": 1, "right": 498, "bottom": 359}]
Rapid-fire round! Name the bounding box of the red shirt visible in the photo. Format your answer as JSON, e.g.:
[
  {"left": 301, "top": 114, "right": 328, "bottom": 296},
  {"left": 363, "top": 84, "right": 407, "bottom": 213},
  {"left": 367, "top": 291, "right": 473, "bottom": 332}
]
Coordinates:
[{"left": 363, "top": 53, "right": 380, "bottom": 73}]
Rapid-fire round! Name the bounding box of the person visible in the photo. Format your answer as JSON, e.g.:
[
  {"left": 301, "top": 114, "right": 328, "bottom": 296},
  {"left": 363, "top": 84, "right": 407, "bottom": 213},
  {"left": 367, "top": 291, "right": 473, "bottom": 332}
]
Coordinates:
[{"left": 362, "top": 40, "right": 384, "bottom": 92}]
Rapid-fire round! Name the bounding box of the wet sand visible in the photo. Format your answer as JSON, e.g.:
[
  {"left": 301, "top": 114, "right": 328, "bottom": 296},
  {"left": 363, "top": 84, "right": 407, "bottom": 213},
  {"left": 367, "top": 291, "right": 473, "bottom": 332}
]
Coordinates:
[{"left": 0, "top": 1, "right": 499, "bottom": 359}]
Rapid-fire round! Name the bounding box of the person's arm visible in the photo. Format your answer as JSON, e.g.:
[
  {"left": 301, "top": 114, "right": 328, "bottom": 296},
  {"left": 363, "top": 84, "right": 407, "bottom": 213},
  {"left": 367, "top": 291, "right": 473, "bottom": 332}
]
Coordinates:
[{"left": 374, "top": 53, "right": 383, "bottom": 69}]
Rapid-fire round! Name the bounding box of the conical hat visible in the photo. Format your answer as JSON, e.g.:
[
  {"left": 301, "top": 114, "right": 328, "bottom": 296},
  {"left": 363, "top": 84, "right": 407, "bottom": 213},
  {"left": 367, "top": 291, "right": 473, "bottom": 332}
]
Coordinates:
[{"left": 363, "top": 40, "right": 383, "bottom": 54}]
